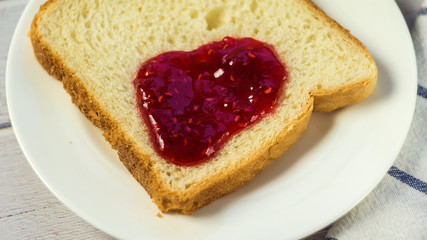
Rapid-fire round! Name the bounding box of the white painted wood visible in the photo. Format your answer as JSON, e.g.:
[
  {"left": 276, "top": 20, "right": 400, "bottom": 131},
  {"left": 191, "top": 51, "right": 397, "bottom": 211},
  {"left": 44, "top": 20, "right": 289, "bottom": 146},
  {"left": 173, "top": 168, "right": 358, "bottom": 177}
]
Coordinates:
[
  {"left": 0, "top": 0, "right": 29, "bottom": 124},
  {"left": 0, "top": 0, "right": 415, "bottom": 239},
  {"left": 0, "top": 129, "right": 114, "bottom": 239}
]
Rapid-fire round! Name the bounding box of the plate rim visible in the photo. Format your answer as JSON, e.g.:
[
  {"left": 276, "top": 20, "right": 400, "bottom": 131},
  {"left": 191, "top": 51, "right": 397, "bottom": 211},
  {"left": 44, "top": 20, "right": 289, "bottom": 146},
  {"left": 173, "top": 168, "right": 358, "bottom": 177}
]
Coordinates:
[{"left": 6, "top": 0, "right": 418, "bottom": 239}]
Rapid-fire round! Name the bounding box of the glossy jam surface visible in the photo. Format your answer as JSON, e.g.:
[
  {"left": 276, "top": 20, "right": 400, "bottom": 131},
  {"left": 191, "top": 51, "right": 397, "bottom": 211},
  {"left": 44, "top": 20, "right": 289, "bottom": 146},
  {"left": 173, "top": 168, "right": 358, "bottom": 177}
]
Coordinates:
[{"left": 134, "top": 37, "right": 287, "bottom": 166}]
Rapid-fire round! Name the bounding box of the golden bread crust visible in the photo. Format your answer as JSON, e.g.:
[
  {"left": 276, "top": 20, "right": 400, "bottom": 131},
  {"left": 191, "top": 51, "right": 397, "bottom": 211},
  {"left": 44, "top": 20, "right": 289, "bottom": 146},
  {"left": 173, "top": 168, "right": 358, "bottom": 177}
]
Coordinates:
[
  {"left": 30, "top": 0, "right": 376, "bottom": 214},
  {"left": 300, "top": 0, "right": 377, "bottom": 112}
]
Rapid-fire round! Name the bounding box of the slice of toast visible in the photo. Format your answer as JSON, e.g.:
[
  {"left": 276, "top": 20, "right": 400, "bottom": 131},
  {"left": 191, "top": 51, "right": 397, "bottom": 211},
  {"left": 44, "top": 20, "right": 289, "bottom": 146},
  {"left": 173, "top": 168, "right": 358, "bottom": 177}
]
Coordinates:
[{"left": 30, "top": 0, "right": 377, "bottom": 214}]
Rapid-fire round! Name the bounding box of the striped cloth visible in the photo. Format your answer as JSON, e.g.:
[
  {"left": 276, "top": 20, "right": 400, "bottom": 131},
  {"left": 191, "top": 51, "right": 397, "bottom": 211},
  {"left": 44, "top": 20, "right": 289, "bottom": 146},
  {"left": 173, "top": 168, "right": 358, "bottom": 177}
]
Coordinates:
[{"left": 326, "top": 1, "right": 427, "bottom": 239}]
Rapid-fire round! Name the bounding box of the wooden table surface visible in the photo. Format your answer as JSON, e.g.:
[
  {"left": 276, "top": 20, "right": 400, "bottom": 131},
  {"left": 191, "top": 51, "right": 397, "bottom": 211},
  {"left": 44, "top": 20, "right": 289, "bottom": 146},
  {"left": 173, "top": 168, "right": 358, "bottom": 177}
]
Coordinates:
[{"left": 0, "top": 0, "right": 420, "bottom": 239}]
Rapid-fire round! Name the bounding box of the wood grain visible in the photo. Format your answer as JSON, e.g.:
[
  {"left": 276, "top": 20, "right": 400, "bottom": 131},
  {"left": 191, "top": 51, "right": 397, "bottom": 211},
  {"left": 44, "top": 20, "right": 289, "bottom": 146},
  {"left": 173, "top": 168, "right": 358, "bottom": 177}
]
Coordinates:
[
  {"left": 0, "top": 0, "right": 325, "bottom": 238},
  {"left": 0, "top": 0, "right": 28, "bottom": 125},
  {"left": 0, "top": 128, "right": 114, "bottom": 239},
  {"left": 0, "top": 0, "right": 416, "bottom": 239}
]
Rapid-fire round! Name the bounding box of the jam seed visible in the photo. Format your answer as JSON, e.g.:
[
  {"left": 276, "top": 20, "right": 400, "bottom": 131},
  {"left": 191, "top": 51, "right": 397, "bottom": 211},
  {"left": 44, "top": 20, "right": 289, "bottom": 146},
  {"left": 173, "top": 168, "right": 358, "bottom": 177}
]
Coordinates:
[
  {"left": 133, "top": 37, "right": 287, "bottom": 166},
  {"left": 201, "top": 148, "right": 207, "bottom": 155},
  {"left": 158, "top": 96, "right": 163, "bottom": 103},
  {"left": 250, "top": 115, "right": 258, "bottom": 122}
]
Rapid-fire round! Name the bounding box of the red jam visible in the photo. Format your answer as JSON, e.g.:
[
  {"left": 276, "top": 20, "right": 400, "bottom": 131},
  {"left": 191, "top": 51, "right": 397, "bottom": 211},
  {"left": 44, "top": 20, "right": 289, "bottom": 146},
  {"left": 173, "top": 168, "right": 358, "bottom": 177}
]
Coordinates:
[{"left": 134, "top": 37, "right": 287, "bottom": 166}]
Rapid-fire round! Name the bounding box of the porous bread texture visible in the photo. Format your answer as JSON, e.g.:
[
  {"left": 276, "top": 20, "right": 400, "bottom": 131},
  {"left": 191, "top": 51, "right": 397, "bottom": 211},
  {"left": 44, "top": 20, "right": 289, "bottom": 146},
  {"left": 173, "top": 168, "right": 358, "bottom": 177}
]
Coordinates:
[{"left": 30, "top": 0, "right": 377, "bottom": 214}]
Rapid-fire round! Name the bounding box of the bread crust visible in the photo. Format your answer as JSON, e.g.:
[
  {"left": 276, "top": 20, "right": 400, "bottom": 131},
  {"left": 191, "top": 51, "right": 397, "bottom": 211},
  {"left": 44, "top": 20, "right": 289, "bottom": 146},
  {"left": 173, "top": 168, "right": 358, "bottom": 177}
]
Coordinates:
[
  {"left": 30, "top": 0, "right": 376, "bottom": 214},
  {"left": 299, "top": 0, "right": 377, "bottom": 112},
  {"left": 30, "top": 0, "right": 167, "bottom": 211}
]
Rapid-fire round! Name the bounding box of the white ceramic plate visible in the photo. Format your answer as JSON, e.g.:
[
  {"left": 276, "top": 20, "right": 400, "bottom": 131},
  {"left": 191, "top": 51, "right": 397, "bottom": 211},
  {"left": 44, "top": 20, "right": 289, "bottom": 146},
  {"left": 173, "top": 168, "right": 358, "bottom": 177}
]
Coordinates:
[{"left": 6, "top": 0, "right": 417, "bottom": 239}]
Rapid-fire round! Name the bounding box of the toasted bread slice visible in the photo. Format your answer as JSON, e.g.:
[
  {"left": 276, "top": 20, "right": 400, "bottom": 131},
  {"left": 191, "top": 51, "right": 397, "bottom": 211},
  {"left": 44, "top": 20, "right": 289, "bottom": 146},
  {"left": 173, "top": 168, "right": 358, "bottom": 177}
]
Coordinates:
[{"left": 30, "top": 0, "right": 377, "bottom": 214}]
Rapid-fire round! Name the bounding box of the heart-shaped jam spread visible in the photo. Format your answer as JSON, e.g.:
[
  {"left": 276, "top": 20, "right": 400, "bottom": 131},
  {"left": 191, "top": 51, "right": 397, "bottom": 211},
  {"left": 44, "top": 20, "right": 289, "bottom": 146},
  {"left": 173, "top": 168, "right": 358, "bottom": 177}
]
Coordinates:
[{"left": 134, "top": 37, "right": 287, "bottom": 166}]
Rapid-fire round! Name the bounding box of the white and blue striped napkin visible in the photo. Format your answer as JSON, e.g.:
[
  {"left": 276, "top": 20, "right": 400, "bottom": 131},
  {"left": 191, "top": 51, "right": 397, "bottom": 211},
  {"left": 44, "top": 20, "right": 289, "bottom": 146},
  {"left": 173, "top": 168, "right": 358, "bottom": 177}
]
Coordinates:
[{"left": 325, "top": 1, "right": 427, "bottom": 239}]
